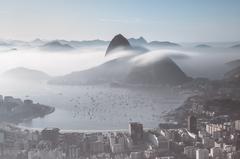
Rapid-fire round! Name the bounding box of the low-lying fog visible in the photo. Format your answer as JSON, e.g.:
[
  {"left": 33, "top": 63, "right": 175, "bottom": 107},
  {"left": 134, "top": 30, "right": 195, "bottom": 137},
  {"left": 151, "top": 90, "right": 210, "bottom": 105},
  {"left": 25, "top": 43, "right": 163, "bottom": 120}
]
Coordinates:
[
  {"left": 0, "top": 44, "right": 239, "bottom": 130},
  {"left": 0, "top": 47, "right": 106, "bottom": 76},
  {"left": 0, "top": 46, "right": 238, "bottom": 79}
]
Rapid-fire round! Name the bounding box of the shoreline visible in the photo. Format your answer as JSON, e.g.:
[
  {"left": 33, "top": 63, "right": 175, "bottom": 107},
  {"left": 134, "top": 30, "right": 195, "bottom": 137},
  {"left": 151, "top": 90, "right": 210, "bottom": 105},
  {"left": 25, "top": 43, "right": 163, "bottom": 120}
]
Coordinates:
[{"left": 17, "top": 124, "right": 154, "bottom": 133}]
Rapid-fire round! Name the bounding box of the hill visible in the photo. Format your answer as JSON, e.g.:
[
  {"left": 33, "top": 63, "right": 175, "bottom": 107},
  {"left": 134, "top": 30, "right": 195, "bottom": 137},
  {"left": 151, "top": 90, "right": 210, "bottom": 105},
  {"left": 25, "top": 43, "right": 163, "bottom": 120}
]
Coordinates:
[
  {"left": 3, "top": 67, "right": 51, "bottom": 81},
  {"left": 127, "top": 55, "right": 191, "bottom": 85},
  {"left": 105, "top": 34, "right": 132, "bottom": 56}
]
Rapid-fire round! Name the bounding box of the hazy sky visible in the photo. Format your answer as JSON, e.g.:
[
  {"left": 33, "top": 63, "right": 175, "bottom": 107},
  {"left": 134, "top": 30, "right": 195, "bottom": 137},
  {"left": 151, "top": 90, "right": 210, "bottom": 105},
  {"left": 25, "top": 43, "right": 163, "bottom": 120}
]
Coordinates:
[{"left": 0, "top": 0, "right": 240, "bottom": 42}]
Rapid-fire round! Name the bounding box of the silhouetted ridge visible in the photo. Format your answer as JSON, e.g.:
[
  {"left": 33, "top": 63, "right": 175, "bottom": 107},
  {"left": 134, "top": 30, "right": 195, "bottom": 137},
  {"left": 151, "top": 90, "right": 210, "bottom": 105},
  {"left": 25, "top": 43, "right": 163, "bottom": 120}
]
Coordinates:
[
  {"left": 148, "top": 41, "right": 180, "bottom": 47},
  {"left": 195, "top": 44, "right": 211, "bottom": 48},
  {"left": 40, "top": 40, "right": 74, "bottom": 51},
  {"left": 105, "top": 34, "right": 132, "bottom": 56}
]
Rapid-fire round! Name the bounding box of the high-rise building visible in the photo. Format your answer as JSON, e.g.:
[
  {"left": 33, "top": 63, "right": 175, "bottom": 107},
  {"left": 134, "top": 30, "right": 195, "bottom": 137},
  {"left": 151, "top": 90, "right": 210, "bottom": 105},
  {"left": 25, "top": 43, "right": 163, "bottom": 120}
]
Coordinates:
[
  {"left": 188, "top": 115, "right": 197, "bottom": 134},
  {"left": 129, "top": 122, "right": 143, "bottom": 144}
]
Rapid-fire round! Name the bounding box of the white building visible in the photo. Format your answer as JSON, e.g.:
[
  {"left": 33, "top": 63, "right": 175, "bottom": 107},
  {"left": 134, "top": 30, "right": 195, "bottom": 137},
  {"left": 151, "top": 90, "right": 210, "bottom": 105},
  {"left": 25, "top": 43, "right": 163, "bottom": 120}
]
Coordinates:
[
  {"left": 206, "top": 124, "right": 224, "bottom": 139},
  {"left": 235, "top": 120, "right": 240, "bottom": 131},
  {"left": 196, "top": 148, "right": 209, "bottom": 159}
]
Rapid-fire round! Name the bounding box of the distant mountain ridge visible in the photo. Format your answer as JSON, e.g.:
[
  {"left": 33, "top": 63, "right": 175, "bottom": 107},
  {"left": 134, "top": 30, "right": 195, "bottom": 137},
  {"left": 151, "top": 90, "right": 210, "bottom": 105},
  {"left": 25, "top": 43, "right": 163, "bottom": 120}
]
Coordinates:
[
  {"left": 195, "top": 44, "right": 212, "bottom": 48},
  {"left": 40, "top": 41, "right": 74, "bottom": 52},
  {"left": 33, "top": 36, "right": 181, "bottom": 51},
  {"left": 148, "top": 41, "right": 181, "bottom": 48},
  {"left": 31, "top": 38, "right": 46, "bottom": 46},
  {"left": 128, "top": 37, "right": 148, "bottom": 46},
  {"left": 69, "top": 39, "right": 109, "bottom": 47},
  {"left": 0, "top": 37, "right": 182, "bottom": 50},
  {"left": 1, "top": 38, "right": 239, "bottom": 49}
]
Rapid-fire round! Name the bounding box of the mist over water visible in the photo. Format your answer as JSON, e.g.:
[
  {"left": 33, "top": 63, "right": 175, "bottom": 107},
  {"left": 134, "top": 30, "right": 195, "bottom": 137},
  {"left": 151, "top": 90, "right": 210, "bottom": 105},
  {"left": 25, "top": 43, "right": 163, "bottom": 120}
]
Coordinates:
[
  {"left": 0, "top": 45, "right": 239, "bottom": 78},
  {"left": 0, "top": 45, "right": 240, "bottom": 130},
  {"left": 0, "top": 47, "right": 105, "bottom": 76}
]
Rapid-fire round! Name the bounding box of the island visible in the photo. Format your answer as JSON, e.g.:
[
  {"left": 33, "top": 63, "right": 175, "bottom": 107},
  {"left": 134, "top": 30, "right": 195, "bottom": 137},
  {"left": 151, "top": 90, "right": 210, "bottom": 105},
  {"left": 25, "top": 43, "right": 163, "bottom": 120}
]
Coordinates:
[{"left": 0, "top": 95, "right": 54, "bottom": 124}]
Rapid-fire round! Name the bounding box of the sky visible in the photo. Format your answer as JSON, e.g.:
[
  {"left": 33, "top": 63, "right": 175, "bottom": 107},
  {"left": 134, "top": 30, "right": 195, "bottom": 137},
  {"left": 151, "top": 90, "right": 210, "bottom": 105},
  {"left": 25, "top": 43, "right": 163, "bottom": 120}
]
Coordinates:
[{"left": 0, "top": 0, "right": 240, "bottom": 42}]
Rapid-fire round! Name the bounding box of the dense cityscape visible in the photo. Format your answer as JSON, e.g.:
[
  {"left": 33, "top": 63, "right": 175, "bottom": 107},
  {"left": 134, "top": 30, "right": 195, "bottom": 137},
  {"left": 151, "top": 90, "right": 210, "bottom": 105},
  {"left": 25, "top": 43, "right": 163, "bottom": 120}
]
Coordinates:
[{"left": 1, "top": 99, "right": 240, "bottom": 159}]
